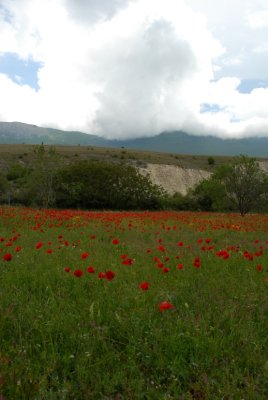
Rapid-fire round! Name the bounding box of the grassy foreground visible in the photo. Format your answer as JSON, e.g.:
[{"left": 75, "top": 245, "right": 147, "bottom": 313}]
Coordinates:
[{"left": 0, "top": 207, "right": 267, "bottom": 399}]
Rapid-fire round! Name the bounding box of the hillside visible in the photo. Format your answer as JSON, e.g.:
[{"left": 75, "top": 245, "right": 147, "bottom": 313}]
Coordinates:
[{"left": 1, "top": 121, "right": 268, "bottom": 157}]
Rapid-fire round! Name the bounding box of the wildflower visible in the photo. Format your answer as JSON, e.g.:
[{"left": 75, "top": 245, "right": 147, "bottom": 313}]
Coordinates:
[
  {"left": 35, "top": 242, "right": 43, "bottom": 249},
  {"left": 112, "top": 238, "right": 120, "bottom": 245},
  {"left": 64, "top": 267, "right": 71, "bottom": 273},
  {"left": 81, "top": 252, "right": 89, "bottom": 260},
  {"left": 105, "top": 270, "right": 115, "bottom": 281},
  {"left": 86, "top": 266, "right": 95, "bottom": 274},
  {"left": 159, "top": 301, "right": 173, "bottom": 312},
  {"left": 15, "top": 246, "right": 22, "bottom": 252},
  {"left": 3, "top": 253, "right": 12, "bottom": 261},
  {"left": 163, "top": 267, "right": 169, "bottom": 273},
  {"left": 139, "top": 282, "right": 150, "bottom": 290},
  {"left": 73, "top": 269, "right": 83, "bottom": 277},
  {"left": 177, "top": 263, "right": 183, "bottom": 270},
  {"left": 98, "top": 272, "right": 106, "bottom": 279},
  {"left": 256, "top": 264, "right": 263, "bottom": 272}
]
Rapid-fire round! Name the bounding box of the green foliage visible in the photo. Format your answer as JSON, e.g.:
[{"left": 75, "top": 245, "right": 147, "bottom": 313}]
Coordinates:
[
  {"left": 207, "top": 156, "right": 215, "bottom": 166},
  {"left": 191, "top": 155, "right": 267, "bottom": 215},
  {"left": 54, "top": 161, "right": 165, "bottom": 210}
]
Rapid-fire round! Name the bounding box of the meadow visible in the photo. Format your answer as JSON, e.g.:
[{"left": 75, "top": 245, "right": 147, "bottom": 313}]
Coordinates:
[{"left": 0, "top": 207, "right": 267, "bottom": 399}]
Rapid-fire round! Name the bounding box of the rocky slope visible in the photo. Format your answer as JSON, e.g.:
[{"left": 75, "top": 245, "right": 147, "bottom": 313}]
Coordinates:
[{"left": 139, "top": 163, "right": 211, "bottom": 195}]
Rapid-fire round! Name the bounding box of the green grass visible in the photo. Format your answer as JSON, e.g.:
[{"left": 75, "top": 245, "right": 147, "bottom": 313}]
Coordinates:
[{"left": 0, "top": 208, "right": 267, "bottom": 399}]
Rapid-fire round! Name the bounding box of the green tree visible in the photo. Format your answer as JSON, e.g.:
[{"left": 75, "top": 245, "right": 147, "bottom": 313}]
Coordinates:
[
  {"left": 54, "top": 161, "right": 165, "bottom": 210},
  {"left": 22, "top": 145, "right": 61, "bottom": 207},
  {"left": 218, "top": 156, "right": 266, "bottom": 216}
]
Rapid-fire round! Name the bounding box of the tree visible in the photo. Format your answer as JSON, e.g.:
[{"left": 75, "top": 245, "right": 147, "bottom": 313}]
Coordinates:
[
  {"left": 219, "top": 156, "right": 266, "bottom": 216},
  {"left": 190, "top": 155, "right": 267, "bottom": 215},
  {"left": 54, "top": 161, "right": 165, "bottom": 210}
]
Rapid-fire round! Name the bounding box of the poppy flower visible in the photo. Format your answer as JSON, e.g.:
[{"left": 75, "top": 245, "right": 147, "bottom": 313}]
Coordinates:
[
  {"left": 3, "top": 253, "right": 12, "bottom": 261},
  {"left": 81, "top": 252, "right": 89, "bottom": 260},
  {"left": 162, "top": 267, "right": 169, "bottom": 273},
  {"left": 139, "top": 282, "right": 150, "bottom": 290},
  {"left": 112, "top": 238, "right": 120, "bottom": 245},
  {"left": 64, "top": 267, "right": 71, "bottom": 273},
  {"left": 177, "top": 242, "right": 184, "bottom": 247},
  {"left": 105, "top": 270, "right": 115, "bottom": 281},
  {"left": 35, "top": 242, "right": 43, "bottom": 249},
  {"left": 177, "top": 263, "right": 183, "bottom": 270},
  {"left": 98, "top": 272, "right": 106, "bottom": 279},
  {"left": 73, "top": 269, "right": 83, "bottom": 277},
  {"left": 86, "top": 266, "right": 95, "bottom": 274},
  {"left": 159, "top": 301, "right": 173, "bottom": 312},
  {"left": 256, "top": 264, "right": 263, "bottom": 272},
  {"left": 15, "top": 246, "right": 22, "bottom": 252}
]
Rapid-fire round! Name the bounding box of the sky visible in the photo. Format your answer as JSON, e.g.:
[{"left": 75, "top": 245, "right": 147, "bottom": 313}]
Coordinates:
[{"left": 1, "top": 0, "right": 268, "bottom": 139}]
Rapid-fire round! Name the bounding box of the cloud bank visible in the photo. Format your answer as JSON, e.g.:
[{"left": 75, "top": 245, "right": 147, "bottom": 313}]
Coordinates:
[{"left": 0, "top": 0, "right": 268, "bottom": 139}]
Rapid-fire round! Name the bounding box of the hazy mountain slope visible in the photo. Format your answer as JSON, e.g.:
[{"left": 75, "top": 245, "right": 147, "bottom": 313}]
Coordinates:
[{"left": 1, "top": 121, "right": 268, "bottom": 156}]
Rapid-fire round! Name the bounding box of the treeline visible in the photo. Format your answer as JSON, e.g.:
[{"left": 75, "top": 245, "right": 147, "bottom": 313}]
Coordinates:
[{"left": 0, "top": 145, "right": 268, "bottom": 215}]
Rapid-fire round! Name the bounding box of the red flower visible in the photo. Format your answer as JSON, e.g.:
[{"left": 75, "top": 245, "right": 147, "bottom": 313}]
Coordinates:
[
  {"left": 120, "top": 254, "right": 127, "bottom": 259},
  {"left": 177, "top": 241, "right": 184, "bottom": 247},
  {"left": 35, "top": 242, "right": 43, "bottom": 249},
  {"left": 139, "top": 282, "right": 150, "bottom": 290},
  {"left": 73, "top": 269, "right": 83, "bottom": 277},
  {"left": 157, "top": 245, "right": 165, "bottom": 252},
  {"left": 159, "top": 301, "right": 173, "bottom": 312},
  {"left": 86, "top": 266, "right": 95, "bottom": 274},
  {"left": 3, "top": 253, "right": 12, "bottom": 261},
  {"left": 98, "top": 272, "right": 106, "bottom": 279},
  {"left": 81, "top": 252, "right": 89, "bottom": 259},
  {"left": 105, "top": 270, "right": 115, "bottom": 281},
  {"left": 46, "top": 249, "right": 53, "bottom": 254},
  {"left": 64, "top": 267, "right": 71, "bottom": 273},
  {"left": 256, "top": 264, "right": 263, "bottom": 272},
  {"left": 177, "top": 263, "right": 183, "bottom": 270},
  {"left": 112, "top": 238, "right": 120, "bottom": 245},
  {"left": 15, "top": 246, "right": 22, "bottom": 252},
  {"left": 163, "top": 267, "right": 169, "bottom": 273},
  {"left": 122, "top": 258, "right": 134, "bottom": 265}
]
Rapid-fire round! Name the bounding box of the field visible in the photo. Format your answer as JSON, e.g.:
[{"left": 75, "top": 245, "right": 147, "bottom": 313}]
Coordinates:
[
  {"left": 0, "top": 207, "right": 267, "bottom": 399},
  {"left": 0, "top": 143, "right": 241, "bottom": 171}
]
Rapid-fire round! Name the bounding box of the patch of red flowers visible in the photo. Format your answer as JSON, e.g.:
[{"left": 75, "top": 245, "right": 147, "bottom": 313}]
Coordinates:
[
  {"left": 35, "top": 242, "right": 43, "bottom": 249},
  {"left": 86, "top": 266, "right": 95, "bottom": 274}
]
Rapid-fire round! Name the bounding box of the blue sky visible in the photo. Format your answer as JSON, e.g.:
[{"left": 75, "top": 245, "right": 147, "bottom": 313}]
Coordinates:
[
  {"left": 0, "top": 53, "right": 41, "bottom": 90},
  {"left": 0, "top": 0, "right": 268, "bottom": 139}
]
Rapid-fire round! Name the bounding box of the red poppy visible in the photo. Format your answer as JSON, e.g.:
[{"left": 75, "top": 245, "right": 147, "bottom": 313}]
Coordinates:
[
  {"left": 64, "top": 267, "right": 71, "bottom": 273},
  {"left": 120, "top": 254, "right": 127, "bottom": 259},
  {"left": 86, "top": 266, "right": 95, "bottom": 274},
  {"left": 162, "top": 267, "right": 169, "bottom": 273},
  {"left": 105, "top": 270, "right": 115, "bottom": 281},
  {"left": 35, "top": 242, "right": 43, "bottom": 249},
  {"left": 73, "top": 269, "right": 83, "bottom": 277},
  {"left": 159, "top": 301, "right": 173, "bottom": 312},
  {"left": 15, "top": 246, "right": 22, "bottom": 252},
  {"left": 81, "top": 252, "right": 89, "bottom": 259},
  {"left": 177, "top": 263, "right": 183, "bottom": 270},
  {"left": 3, "top": 253, "right": 12, "bottom": 261},
  {"left": 98, "top": 272, "right": 106, "bottom": 279},
  {"left": 256, "top": 264, "right": 263, "bottom": 272},
  {"left": 139, "top": 282, "right": 150, "bottom": 290},
  {"left": 112, "top": 238, "right": 120, "bottom": 245},
  {"left": 46, "top": 249, "right": 53, "bottom": 254},
  {"left": 177, "top": 241, "right": 184, "bottom": 247}
]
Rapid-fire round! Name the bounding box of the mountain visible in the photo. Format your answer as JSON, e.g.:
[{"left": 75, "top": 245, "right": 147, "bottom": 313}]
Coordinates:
[{"left": 1, "top": 121, "right": 268, "bottom": 157}]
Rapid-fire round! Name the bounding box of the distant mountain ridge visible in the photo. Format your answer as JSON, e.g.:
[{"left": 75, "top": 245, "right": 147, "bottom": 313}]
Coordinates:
[{"left": 1, "top": 121, "right": 268, "bottom": 157}]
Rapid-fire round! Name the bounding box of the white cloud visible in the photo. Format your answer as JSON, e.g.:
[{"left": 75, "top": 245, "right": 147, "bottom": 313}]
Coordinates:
[{"left": 0, "top": 0, "right": 268, "bottom": 138}]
